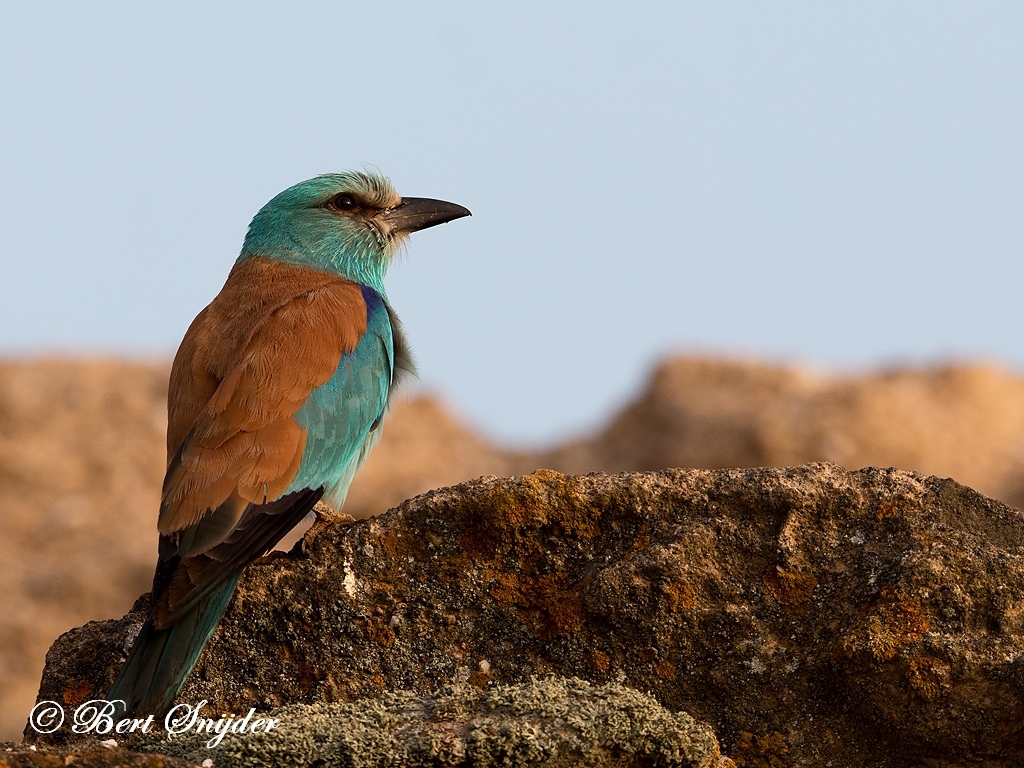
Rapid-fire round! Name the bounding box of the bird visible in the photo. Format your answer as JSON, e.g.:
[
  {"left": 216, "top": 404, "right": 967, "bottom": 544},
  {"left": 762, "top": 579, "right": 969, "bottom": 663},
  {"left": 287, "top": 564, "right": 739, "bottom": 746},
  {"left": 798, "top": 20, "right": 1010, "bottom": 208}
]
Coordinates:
[{"left": 106, "top": 171, "right": 470, "bottom": 716}]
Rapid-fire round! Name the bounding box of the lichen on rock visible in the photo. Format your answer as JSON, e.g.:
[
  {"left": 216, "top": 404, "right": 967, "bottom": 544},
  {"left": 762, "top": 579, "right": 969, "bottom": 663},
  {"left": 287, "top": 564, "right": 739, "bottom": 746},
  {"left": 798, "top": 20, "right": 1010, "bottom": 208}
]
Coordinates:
[
  {"left": 128, "top": 678, "right": 721, "bottom": 768},
  {"left": 29, "top": 463, "right": 1024, "bottom": 765}
]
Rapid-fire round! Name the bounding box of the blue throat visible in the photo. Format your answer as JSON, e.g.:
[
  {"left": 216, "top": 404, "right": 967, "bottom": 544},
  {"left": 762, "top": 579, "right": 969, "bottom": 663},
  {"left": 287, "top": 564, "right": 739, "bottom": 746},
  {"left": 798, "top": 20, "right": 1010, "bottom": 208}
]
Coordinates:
[{"left": 239, "top": 209, "right": 390, "bottom": 294}]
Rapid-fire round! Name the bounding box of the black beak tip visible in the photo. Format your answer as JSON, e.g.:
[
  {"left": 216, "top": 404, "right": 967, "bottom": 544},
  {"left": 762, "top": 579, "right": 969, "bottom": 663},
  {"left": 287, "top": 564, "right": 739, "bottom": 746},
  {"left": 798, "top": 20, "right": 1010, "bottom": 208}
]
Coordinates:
[{"left": 387, "top": 197, "right": 473, "bottom": 233}]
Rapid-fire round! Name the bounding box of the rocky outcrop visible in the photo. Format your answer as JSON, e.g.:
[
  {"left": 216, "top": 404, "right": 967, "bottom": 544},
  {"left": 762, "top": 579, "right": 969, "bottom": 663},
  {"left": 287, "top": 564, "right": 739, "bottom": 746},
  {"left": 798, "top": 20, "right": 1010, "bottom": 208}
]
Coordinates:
[
  {"left": 30, "top": 464, "right": 1024, "bottom": 765},
  {"left": 7, "top": 358, "right": 1024, "bottom": 741}
]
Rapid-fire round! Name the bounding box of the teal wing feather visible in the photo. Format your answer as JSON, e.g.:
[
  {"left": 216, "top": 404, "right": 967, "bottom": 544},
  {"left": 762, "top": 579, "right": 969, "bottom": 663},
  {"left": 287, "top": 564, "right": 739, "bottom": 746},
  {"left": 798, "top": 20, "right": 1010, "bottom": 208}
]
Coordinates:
[{"left": 287, "top": 287, "right": 396, "bottom": 509}]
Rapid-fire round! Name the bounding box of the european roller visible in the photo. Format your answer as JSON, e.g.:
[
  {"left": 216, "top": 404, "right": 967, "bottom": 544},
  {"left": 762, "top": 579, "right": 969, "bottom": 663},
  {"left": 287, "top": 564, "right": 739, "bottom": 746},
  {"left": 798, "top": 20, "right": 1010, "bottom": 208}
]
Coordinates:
[{"left": 107, "top": 172, "right": 470, "bottom": 715}]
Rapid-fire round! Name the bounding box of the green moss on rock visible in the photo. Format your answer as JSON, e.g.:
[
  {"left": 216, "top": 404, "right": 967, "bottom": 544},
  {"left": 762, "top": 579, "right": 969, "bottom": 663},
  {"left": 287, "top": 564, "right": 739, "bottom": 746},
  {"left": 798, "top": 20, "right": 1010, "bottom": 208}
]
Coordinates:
[{"left": 132, "top": 678, "right": 720, "bottom": 768}]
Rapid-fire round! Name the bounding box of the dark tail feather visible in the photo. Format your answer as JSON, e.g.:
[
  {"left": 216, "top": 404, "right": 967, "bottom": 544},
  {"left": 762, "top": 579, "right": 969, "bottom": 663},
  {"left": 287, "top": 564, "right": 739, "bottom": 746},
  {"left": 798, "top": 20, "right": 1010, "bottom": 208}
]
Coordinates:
[{"left": 107, "top": 574, "right": 240, "bottom": 717}]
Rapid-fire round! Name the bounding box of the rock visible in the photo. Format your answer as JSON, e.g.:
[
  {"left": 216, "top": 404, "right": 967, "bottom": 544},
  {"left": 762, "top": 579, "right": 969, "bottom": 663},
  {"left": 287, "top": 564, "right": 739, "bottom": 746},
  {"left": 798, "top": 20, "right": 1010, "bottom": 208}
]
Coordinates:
[
  {"left": 30, "top": 464, "right": 1024, "bottom": 765},
  {"left": 126, "top": 678, "right": 722, "bottom": 768},
  {"left": 8, "top": 357, "right": 1024, "bottom": 740},
  {"left": 0, "top": 741, "right": 193, "bottom": 768}
]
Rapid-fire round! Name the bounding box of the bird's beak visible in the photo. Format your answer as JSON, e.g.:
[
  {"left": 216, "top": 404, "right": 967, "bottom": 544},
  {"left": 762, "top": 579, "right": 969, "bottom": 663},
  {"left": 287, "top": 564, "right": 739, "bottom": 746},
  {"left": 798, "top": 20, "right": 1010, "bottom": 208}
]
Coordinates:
[{"left": 382, "top": 197, "right": 471, "bottom": 234}]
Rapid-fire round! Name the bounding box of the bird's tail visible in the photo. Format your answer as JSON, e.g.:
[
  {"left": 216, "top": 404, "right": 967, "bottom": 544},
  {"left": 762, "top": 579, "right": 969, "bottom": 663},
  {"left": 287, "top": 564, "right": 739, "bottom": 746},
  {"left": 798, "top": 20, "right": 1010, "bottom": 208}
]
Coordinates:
[{"left": 107, "top": 574, "right": 240, "bottom": 717}]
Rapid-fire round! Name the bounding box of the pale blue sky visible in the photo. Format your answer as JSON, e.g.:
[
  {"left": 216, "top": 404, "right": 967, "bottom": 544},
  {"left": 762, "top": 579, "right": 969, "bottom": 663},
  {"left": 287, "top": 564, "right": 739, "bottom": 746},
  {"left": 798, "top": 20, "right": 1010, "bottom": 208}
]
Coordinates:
[{"left": 2, "top": 4, "right": 1023, "bottom": 443}]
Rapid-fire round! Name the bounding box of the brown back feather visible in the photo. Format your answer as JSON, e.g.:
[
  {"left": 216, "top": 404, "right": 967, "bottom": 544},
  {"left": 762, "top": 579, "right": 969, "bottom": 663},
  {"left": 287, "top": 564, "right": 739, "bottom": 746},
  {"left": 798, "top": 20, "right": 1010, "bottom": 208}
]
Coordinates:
[{"left": 160, "top": 257, "right": 367, "bottom": 539}]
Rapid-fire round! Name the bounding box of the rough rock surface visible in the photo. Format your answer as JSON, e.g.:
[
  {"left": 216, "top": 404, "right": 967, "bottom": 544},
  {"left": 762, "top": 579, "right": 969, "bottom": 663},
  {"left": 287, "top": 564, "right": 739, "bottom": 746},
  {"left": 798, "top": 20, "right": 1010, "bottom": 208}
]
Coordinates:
[
  {"left": 0, "top": 742, "right": 193, "bottom": 768},
  {"left": 129, "top": 678, "right": 722, "bottom": 768},
  {"left": 8, "top": 357, "right": 1024, "bottom": 739},
  {"left": 31, "top": 464, "right": 1024, "bottom": 766}
]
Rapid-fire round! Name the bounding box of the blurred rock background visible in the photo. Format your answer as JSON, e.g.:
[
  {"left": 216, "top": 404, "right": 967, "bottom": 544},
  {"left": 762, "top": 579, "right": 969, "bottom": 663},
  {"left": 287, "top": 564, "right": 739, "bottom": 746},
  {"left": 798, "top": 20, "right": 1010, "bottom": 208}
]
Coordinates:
[{"left": 4, "top": 355, "right": 1024, "bottom": 740}]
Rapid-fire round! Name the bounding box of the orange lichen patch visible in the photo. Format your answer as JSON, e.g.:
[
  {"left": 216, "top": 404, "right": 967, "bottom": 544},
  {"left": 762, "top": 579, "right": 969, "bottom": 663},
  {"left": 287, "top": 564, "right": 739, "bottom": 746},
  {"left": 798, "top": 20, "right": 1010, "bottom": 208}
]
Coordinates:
[
  {"left": 587, "top": 650, "right": 610, "bottom": 672},
  {"left": 488, "top": 571, "right": 524, "bottom": 604},
  {"left": 296, "top": 660, "right": 324, "bottom": 690},
  {"left": 838, "top": 587, "right": 930, "bottom": 666},
  {"left": 662, "top": 581, "right": 697, "bottom": 611},
  {"left": 468, "top": 670, "right": 494, "bottom": 688},
  {"left": 456, "top": 470, "right": 605, "bottom": 561},
  {"left": 376, "top": 528, "right": 400, "bottom": 559},
  {"left": 62, "top": 679, "right": 92, "bottom": 707},
  {"left": 906, "top": 656, "right": 952, "bottom": 700},
  {"left": 487, "top": 570, "right": 586, "bottom": 640},
  {"left": 626, "top": 522, "right": 651, "bottom": 555},
  {"left": 876, "top": 499, "right": 907, "bottom": 520},
  {"left": 731, "top": 731, "right": 789, "bottom": 768},
  {"left": 529, "top": 575, "right": 586, "bottom": 639},
  {"left": 655, "top": 660, "right": 676, "bottom": 680},
  {"left": 762, "top": 567, "right": 817, "bottom": 606},
  {"left": 366, "top": 621, "right": 396, "bottom": 646}
]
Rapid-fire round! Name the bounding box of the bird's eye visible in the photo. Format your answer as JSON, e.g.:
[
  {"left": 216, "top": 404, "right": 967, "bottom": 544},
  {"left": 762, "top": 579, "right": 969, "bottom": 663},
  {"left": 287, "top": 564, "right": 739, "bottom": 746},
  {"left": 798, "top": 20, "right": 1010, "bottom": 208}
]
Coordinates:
[{"left": 329, "top": 193, "right": 357, "bottom": 211}]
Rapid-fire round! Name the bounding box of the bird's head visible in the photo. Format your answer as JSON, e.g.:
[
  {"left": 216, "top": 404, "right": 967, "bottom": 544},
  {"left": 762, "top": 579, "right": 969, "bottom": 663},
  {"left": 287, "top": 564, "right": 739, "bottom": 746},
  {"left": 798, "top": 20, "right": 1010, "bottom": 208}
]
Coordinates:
[{"left": 240, "top": 171, "right": 470, "bottom": 292}]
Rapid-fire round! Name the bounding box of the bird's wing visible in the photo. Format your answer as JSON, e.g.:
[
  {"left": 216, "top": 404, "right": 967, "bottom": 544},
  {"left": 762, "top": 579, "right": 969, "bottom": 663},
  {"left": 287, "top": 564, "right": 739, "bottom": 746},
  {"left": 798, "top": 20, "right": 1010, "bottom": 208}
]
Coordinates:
[
  {"left": 160, "top": 257, "right": 369, "bottom": 537},
  {"left": 151, "top": 257, "right": 391, "bottom": 627},
  {"left": 286, "top": 287, "right": 397, "bottom": 504}
]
